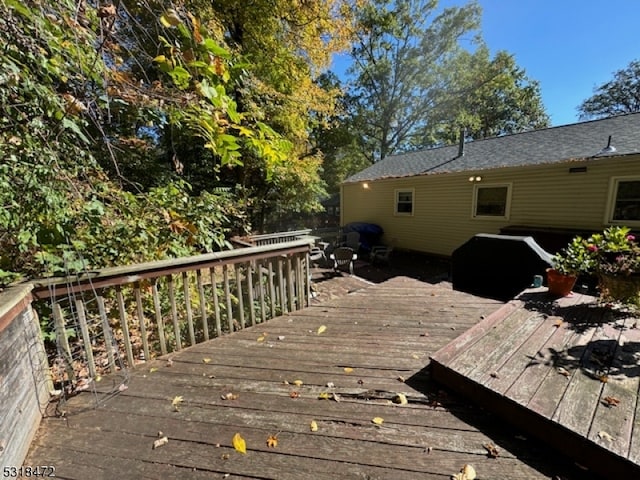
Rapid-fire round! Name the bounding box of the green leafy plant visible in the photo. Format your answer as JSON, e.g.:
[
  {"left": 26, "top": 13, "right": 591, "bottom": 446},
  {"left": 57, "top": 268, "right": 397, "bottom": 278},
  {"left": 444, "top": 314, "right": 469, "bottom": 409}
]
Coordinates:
[
  {"left": 585, "top": 226, "right": 640, "bottom": 277},
  {"left": 551, "top": 236, "right": 595, "bottom": 276}
]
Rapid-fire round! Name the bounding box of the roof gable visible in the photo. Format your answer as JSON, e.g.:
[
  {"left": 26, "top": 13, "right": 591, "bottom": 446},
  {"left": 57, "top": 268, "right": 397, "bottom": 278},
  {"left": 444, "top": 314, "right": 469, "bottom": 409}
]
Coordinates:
[{"left": 344, "top": 113, "right": 640, "bottom": 183}]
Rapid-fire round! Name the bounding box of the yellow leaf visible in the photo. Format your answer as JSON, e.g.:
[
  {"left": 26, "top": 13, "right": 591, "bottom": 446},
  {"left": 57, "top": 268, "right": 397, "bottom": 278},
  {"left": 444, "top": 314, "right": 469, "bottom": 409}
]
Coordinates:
[
  {"left": 202, "top": 358, "right": 211, "bottom": 363},
  {"left": 257, "top": 336, "right": 265, "bottom": 342},
  {"left": 232, "top": 432, "right": 246, "bottom": 454},
  {"left": 149, "top": 367, "right": 158, "bottom": 373},
  {"left": 372, "top": 417, "right": 384, "bottom": 425},
  {"left": 293, "top": 380, "right": 303, "bottom": 387},
  {"left": 598, "top": 430, "right": 614, "bottom": 442},
  {"left": 266, "top": 435, "right": 278, "bottom": 448},
  {"left": 171, "top": 395, "right": 183, "bottom": 411},
  {"left": 393, "top": 393, "right": 408, "bottom": 405},
  {"left": 152, "top": 436, "right": 168, "bottom": 449},
  {"left": 452, "top": 464, "right": 476, "bottom": 480},
  {"left": 343, "top": 367, "right": 354, "bottom": 373},
  {"left": 310, "top": 420, "right": 318, "bottom": 432},
  {"left": 317, "top": 325, "right": 327, "bottom": 335},
  {"left": 318, "top": 392, "right": 330, "bottom": 400}
]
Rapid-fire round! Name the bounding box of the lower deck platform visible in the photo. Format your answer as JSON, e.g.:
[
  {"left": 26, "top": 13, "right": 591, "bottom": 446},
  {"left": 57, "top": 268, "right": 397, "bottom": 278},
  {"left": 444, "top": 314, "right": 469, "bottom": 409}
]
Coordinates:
[{"left": 431, "top": 287, "right": 640, "bottom": 478}]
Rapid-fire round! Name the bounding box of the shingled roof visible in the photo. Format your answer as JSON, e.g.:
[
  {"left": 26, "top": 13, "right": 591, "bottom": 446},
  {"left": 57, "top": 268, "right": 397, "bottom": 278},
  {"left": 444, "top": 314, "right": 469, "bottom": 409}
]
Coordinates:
[{"left": 344, "top": 112, "right": 640, "bottom": 183}]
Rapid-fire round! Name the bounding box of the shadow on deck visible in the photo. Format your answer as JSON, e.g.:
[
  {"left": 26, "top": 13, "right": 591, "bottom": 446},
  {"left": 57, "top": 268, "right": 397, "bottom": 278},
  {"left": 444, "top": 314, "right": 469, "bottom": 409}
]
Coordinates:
[
  {"left": 431, "top": 288, "right": 640, "bottom": 479},
  {"left": 25, "top": 278, "right": 602, "bottom": 479}
]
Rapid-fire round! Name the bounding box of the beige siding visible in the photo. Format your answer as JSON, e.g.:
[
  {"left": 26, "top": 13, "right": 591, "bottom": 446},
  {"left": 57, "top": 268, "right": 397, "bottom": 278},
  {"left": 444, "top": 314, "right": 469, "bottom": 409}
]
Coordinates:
[{"left": 342, "top": 155, "right": 640, "bottom": 256}]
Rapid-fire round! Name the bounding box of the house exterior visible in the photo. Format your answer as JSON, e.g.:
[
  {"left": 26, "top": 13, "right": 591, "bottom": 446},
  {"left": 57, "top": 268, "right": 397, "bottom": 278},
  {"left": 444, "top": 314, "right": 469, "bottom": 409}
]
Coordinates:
[{"left": 340, "top": 113, "right": 640, "bottom": 256}]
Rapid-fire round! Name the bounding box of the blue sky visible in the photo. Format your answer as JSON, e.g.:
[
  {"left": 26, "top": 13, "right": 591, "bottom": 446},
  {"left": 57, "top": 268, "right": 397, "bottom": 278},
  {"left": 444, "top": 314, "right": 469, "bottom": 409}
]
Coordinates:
[
  {"left": 476, "top": 0, "right": 638, "bottom": 126},
  {"left": 334, "top": 0, "right": 639, "bottom": 127}
]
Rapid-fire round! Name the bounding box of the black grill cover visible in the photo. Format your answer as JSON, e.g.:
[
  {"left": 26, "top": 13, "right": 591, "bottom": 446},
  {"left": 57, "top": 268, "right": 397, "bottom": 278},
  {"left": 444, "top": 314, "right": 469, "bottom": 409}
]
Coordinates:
[{"left": 451, "top": 234, "right": 553, "bottom": 300}]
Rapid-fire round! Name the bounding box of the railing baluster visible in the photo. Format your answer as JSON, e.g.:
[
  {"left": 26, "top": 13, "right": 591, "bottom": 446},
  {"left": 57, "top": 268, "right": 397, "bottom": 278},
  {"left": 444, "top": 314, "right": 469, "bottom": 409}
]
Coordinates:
[
  {"left": 209, "top": 267, "right": 222, "bottom": 337},
  {"left": 247, "top": 261, "right": 256, "bottom": 326},
  {"left": 295, "top": 254, "right": 304, "bottom": 309},
  {"left": 134, "top": 283, "right": 151, "bottom": 362},
  {"left": 196, "top": 270, "right": 209, "bottom": 341},
  {"left": 304, "top": 252, "right": 311, "bottom": 307},
  {"left": 53, "top": 303, "right": 76, "bottom": 382},
  {"left": 182, "top": 272, "right": 196, "bottom": 346},
  {"left": 223, "top": 265, "right": 234, "bottom": 332},
  {"left": 167, "top": 275, "right": 182, "bottom": 351},
  {"left": 115, "top": 286, "right": 135, "bottom": 368},
  {"left": 75, "top": 299, "right": 96, "bottom": 379},
  {"left": 152, "top": 281, "right": 167, "bottom": 355},
  {"left": 277, "top": 257, "right": 286, "bottom": 314},
  {"left": 286, "top": 256, "right": 294, "bottom": 312},
  {"left": 268, "top": 261, "right": 276, "bottom": 318},
  {"left": 257, "top": 261, "right": 266, "bottom": 324},
  {"left": 235, "top": 264, "right": 245, "bottom": 329},
  {"left": 96, "top": 295, "right": 116, "bottom": 372}
]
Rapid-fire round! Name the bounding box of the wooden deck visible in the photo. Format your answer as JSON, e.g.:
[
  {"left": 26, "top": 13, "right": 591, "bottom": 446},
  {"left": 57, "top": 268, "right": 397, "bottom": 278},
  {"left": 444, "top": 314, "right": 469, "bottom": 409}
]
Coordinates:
[
  {"left": 25, "top": 278, "right": 600, "bottom": 479},
  {"left": 431, "top": 287, "right": 640, "bottom": 479}
]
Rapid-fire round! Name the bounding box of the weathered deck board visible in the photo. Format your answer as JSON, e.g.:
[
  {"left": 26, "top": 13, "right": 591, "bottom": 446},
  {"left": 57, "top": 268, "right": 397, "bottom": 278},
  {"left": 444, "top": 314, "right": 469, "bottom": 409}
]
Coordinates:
[
  {"left": 25, "top": 278, "right": 596, "bottom": 479},
  {"left": 431, "top": 287, "right": 640, "bottom": 478}
]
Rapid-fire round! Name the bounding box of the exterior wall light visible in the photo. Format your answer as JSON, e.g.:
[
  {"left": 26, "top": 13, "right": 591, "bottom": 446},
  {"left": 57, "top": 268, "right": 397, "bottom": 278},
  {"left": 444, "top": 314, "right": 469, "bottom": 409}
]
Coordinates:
[
  {"left": 363, "top": 182, "right": 369, "bottom": 189},
  {"left": 468, "top": 176, "right": 482, "bottom": 182}
]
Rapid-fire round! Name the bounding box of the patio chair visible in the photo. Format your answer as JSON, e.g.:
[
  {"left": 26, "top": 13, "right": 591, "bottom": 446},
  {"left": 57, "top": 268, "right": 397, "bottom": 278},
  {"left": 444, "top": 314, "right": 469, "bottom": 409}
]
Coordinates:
[
  {"left": 309, "top": 246, "right": 325, "bottom": 266},
  {"left": 370, "top": 244, "right": 394, "bottom": 265},
  {"left": 330, "top": 246, "right": 357, "bottom": 275}
]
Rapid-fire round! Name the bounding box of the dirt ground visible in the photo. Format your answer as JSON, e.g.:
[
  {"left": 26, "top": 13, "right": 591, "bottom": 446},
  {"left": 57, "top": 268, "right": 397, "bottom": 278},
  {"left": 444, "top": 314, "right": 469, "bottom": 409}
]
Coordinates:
[{"left": 310, "top": 249, "right": 451, "bottom": 303}]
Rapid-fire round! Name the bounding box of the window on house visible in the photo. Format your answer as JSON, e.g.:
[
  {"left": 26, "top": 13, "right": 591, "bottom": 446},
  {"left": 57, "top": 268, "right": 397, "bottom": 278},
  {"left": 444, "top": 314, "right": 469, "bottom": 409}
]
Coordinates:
[
  {"left": 473, "top": 184, "right": 511, "bottom": 219},
  {"left": 608, "top": 177, "right": 640, "bottom": 224},
  {"left": 395, "top": 189, "right": 414, "bottom": 215}
]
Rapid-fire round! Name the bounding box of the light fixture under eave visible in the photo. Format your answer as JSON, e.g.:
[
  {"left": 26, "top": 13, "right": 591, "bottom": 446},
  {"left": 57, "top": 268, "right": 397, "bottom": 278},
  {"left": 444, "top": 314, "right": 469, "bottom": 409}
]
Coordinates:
[
  {"left": 468, "top": 176, "right": 482, "bottom": 182},
  {"left": 599, "top": 135, "right": 617, "bottom": 154},
  {"left": 362, "top": 182, "right": 369, "bottom": 189}
]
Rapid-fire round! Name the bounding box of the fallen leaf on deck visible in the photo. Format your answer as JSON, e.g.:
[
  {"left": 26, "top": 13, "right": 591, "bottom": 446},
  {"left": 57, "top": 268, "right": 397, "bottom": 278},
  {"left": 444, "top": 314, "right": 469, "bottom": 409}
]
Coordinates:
[
  {"left": 292, "top": 380, "right": 303, "bottom": 387},
  {"left": 277, "top": 335, "right": 286, "bottom": 341},
  {"left": 420, "top": 331, "right": 430, "bottom": 337},
  {"left": 603, "top": 396, "right": 620, "bottom": 407},
  {"left": 310, "top": 420, "right": 318, "bottom": 432},
  {"left": 557, "top": 367, "right": 570, "bottom": 377},
  {"left": 598, "top": 430, "right": 614, "bottom": 442},
  {"left": 317, "top": 325, "right": 327, "bottom": 335},
  {"left": 166, "top": 358, "right": 173, "bottom": 367},
  {"left": 152, "top": 436, "right": 168, "bottom": 449},
  {"left": 490, "top": 372, "right": 499, "bottom": 379},
  {"left": 393, "top": 393, "right": 408, "bottom": 405},
  {"left": 451, "top": 464, "right": 476, "bottom": 480},
  {"left": 232, "top": 433, "right": 246, "bottom": 454},
  {"left": 372, "top": 417, "right": 384, "bottom": 425},
  {"left": 553, "top": 319, "right": 563, "bottom": 328},
  {"left": 344, "top": 367, "right": 354, "bottom": 373},
  {"left": 332, "top": 393, "right": 341, "bottom": 402},
  {"left": 397, "top": 376, "right": 406, "bottom": 383},
  {"left": 357, "top": 379, "right": 364, "bottom": 385},
  {"left": 221, "top": 392, "right": 238, "bottom": 400},
  {"left": 598, "top": 374, "right": 609, "bottom": 383},
  {"left": 171, "top": 395, "right": 183, "bottom": 411},
  {"left": 149, "top": 367, "right": 158, "bottom": 373},
  {"left": 257, "top": 335, "right": 265, "bottom": 342},
  {"left": 326, "top": 382, "right": 335, "bottom": 388},
  {"left": 484, "top": 443, "right": 499, "bottom": 458},
  {"left": 411, "top": 354, "right": 420, "bottom": 359},
  {"left": 266, "top": 435, "right": 278, "bottom": 448},
  {"left": 202, "top": 358, "right": 211, "bottom": 363},
  {"left": 289, "top": 391, "right": 300, "bottom": 398},
  {"left": 318, "top": 392, "right": 331, "bottom": 400}
]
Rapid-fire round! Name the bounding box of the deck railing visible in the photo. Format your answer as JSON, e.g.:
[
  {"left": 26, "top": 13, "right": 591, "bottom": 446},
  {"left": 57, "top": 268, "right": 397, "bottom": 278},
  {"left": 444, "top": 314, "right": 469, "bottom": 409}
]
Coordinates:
[
  {"left": 241, "top": 229, "right": 313, "bottom": 246},
  {"left": 30, "top": 239, "right": 314, "bottom": 381}
]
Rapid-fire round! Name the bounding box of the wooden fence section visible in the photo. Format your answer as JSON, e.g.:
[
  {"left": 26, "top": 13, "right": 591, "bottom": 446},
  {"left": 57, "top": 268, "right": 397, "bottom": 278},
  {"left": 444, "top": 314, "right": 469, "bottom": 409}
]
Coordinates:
[
  {"left": 0, "top": 285, "right": 50, "bottom": 469},
  {"left": 30, "top": 240, "right": 313, "bottom": 382}
]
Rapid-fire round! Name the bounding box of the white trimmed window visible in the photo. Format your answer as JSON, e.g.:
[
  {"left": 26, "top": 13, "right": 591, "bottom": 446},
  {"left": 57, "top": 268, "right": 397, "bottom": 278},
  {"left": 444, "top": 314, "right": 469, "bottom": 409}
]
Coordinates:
[
  {"left": 607, "top": 176, "right": 640, "bottom": 226},
  {"left": 473, "top": 184, "right": 511, "bottom": 219},
  {"left": 395, "top": 189, "right": 414, "bottom": 215}
]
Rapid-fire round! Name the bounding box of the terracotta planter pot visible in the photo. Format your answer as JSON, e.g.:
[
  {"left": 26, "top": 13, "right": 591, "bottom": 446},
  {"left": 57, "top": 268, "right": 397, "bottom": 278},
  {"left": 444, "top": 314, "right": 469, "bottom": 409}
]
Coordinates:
[{"left": 546, "top": 268, "right": 577, "bottom": 297}]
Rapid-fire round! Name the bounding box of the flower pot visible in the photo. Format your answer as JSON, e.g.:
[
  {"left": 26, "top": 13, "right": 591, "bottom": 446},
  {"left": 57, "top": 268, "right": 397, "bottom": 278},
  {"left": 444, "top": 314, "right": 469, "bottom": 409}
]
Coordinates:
[
  {"left": 598, "top": 273, "right": 640, "bottom": 306},
  {"left": 546, "top": 268, "right": 577, "bottom": 297}
]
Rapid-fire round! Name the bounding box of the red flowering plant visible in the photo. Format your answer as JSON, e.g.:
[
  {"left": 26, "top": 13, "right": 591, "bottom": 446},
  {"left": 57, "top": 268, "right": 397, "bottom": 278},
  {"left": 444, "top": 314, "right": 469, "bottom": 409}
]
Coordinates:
[{"left": 585, "top": 226, "right": 640, "bottom": 277}]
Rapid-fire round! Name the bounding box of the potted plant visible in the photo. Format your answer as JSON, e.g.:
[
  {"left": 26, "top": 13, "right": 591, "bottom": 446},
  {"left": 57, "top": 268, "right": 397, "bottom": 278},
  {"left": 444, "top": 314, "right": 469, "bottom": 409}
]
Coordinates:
[
  {"left": 585, "top": 226, "right": 640, "bottom": 306},
  {"left": 547, "top": 236, "right": 594, "bottom": 297}
]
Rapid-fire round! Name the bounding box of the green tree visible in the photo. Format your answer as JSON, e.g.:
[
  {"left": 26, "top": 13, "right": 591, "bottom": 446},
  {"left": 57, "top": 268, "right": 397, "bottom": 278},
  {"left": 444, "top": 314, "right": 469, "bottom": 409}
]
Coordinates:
[
  {"left": 347, "top": 0, "right": 482, "bottom": 162},
  {"left": 424, "top": 46, "right": 549, "bottom": 144},
  {"left": 578, "top": 59, "right": 640, "bottom": 119}
]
